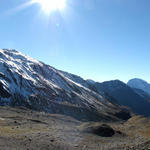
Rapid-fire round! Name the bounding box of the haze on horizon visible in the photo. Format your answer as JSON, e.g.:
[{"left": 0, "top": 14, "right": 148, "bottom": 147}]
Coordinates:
[{"left": 0, "top": 0, "right": 149, "bottom": 83}]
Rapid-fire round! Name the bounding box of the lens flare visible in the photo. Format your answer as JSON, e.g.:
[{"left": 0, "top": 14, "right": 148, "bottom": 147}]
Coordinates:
[{"left": 32, "top": 0, "right": 66, "bottom": 14}]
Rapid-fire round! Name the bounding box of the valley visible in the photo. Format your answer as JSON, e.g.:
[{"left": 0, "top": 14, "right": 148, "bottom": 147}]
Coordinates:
[
  {"left": 0, "top": 49, "right": 150, "bottom": 150},
  {"left": 0, "top": 106, "right": 150, "bottom": 150},
  {"left": 0, "top": 0, "right": 150, "bottom": 149}
]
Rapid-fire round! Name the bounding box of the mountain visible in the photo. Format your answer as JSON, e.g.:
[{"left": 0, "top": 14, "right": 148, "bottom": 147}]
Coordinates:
[
  {"left": 0, "top": 49, "right": 131, "bottom": 121},
  {"left": 131, "top": 88, "right": 150, "bottom": 102},
  {"left": 86, "top": 79, "right": 95, "bottom": 85},
  {"left": 89, "top": 80, "right": 150, "bottom": 116},
  {"left": 127, "top": 78, "right": 150, "bottom": 95}
]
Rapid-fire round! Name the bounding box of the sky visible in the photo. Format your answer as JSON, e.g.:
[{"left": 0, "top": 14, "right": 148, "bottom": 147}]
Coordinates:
[{"left": 0, "top": 0, "right": 150, "bottom": 83}]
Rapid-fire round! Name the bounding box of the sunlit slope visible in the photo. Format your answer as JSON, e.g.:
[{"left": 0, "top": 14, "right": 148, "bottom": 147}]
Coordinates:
[{"left": 0, "top": 49, "right": 130, "bottom": 121}]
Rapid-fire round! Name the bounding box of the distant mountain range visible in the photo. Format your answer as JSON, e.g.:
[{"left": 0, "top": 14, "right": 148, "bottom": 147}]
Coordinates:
[
  {"left": 87, "top": 80, "right": 150, "bottom": 116},
  {"left": 0, "top": 49, "right": 150, "bottom": 120}
]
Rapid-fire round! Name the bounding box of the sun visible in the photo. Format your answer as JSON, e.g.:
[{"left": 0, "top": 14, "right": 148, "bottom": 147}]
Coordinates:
[{"left": 32, "top": 0, "right": 66, "bottom": 14}]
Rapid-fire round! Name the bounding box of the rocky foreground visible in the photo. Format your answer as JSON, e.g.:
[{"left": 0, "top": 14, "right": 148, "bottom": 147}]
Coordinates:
[{"left": 0, "top": 106, "right": 150, "bottom": 150}]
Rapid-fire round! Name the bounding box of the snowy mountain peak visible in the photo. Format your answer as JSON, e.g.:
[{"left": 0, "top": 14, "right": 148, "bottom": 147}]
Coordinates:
[{"left": 0, "top": 49, "right": 130, "bottom": 121}]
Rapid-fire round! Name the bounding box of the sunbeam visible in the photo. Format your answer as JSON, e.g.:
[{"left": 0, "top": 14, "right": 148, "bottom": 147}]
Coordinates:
[{"left": 32, "top": 0, "right": 66, "bottom": 14}]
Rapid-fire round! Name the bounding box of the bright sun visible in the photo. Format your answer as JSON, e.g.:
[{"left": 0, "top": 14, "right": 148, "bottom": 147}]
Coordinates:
[{"left": 32, "top": 0, "right": 66, "bottom": 14}]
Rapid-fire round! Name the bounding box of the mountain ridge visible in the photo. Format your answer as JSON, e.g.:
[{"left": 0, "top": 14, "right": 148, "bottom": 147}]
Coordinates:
[
  {"left": 87, "top": 79, "right": 150, "bottom": 116},
  {"left": 0, "top": 49, "right": 131, "bottom": 121}
]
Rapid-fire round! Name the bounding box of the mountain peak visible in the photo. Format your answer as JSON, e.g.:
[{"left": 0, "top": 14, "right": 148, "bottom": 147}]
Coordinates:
[
  {"left": 0, "top": 48, "right": 130, "bottom": 121},
  {"left": 127, "top": 78, "right": 150, "bottom": 95}
]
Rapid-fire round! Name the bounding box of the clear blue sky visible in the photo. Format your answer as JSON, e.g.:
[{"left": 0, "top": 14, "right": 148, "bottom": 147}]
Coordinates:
[{"left": 0, "top": 0, "right": 150, "bottom": 83}]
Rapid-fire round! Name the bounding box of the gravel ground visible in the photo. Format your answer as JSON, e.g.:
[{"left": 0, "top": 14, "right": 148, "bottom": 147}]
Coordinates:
[{"left": 0, "top": 106, "right": 150, "bottom": 150}]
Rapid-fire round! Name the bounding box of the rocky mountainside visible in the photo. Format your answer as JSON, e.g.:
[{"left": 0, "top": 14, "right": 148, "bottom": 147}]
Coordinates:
[
  {"left": 0, "top": 49, "right": 130, "bottom": 121},
  {"left": 127, "top": 78, "right": 150, "bottom": 95},
  {"left": 131, "top": 88, "right": 150, "bottom": 102},
  {"left": 88, "top": 80, "right": 150, "bottom": 116}
]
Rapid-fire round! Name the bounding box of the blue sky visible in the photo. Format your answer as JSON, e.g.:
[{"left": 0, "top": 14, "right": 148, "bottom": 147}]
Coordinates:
[{"left": 0, "top": 0, "right": 150, "bottom": 83}]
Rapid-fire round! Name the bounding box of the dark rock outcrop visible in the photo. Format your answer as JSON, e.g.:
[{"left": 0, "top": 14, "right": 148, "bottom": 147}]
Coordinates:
[{"left": 0, "top": 81, "right": 11, "bottom": 98}]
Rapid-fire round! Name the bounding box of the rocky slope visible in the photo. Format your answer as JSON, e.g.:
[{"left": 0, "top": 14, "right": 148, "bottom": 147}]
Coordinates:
[
  {"left": 131, "top": 88, "right": 150, "bottom": 102},
  {"left": 0, "top": 106, "right": 149, "bottom": 150},
  {"left": 0, "top": 49, "right": 130, "bottom": 121}
]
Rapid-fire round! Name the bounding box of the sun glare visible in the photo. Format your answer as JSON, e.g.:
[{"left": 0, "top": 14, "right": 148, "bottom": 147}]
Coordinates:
[{"left": 32, "top": 0, "right": 66, "bottom": 14}]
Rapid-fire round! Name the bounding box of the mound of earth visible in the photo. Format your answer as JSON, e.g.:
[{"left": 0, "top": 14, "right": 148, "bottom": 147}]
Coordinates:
[
  {"left": 90, "top": 124, "right": 115, "bottom": 137},
  {"left": 80, "top": 123, "right": 118, "bottom": 137}
]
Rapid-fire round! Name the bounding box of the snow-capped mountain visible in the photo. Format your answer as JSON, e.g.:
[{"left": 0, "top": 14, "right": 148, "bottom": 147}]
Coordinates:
[
  {"left": 0, "top": 49, "right": 130, "bottom": 121},
  {"left": 127, "top": 78, "right": 150, "bottom": 95},
  {"left": 87, "top": 80, "right": 150, "bottom": 116}
]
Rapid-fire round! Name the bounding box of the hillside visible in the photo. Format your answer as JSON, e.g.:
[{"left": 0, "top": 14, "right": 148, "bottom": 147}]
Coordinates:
[
  {"left": 0, "top": 49, "right": 130, "bottom": 121},
  {"left": 0, "top": 106, "right": 149, "bottom": 150}
]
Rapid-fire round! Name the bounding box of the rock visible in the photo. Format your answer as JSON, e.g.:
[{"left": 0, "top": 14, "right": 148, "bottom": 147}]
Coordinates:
[
  {"left": 82, "top": 145, "right": 87, "bottom": 150},
  {"left": 50, "top": 139, "right": 54, "bottom": 142},
  {"left": 14, "top": 121, "right": 17, "bottom": 124},
  {"left": 29, "top": 138, "right": 32, "bottom": 142},
  {"left": 116, "top": 130, "right": 122, "bottom": 135},
  {"left": 0, "top": 81, "right": 11, "bottom": 98}
]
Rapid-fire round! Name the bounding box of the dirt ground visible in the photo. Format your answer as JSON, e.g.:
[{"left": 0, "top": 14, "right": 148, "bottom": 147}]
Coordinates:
[{"left": 0, "top": 106, "right": 150, "bottom": 150}]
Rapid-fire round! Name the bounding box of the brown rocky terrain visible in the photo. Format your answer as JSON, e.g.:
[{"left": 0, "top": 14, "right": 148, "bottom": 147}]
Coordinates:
[{"left": 0, "top": 106, "right": 150, "bottom": 150}]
